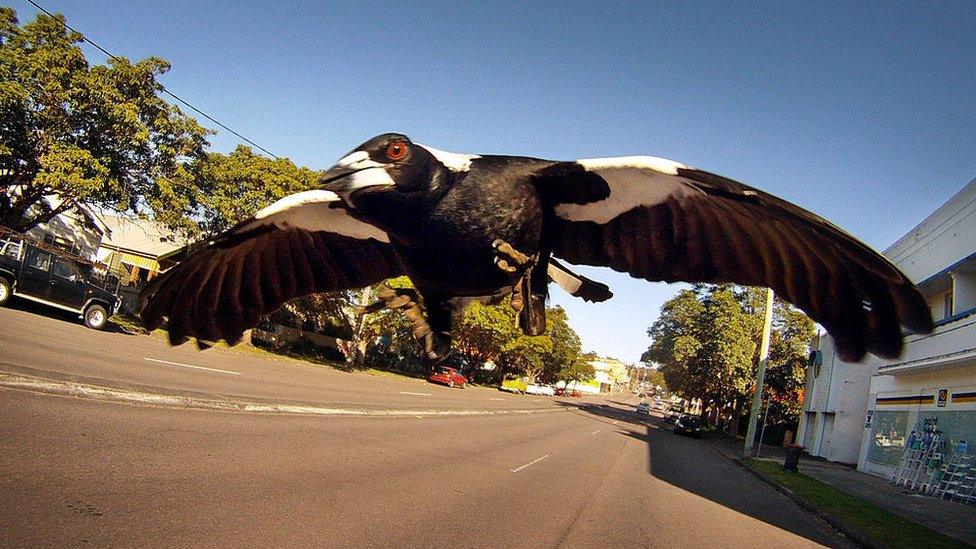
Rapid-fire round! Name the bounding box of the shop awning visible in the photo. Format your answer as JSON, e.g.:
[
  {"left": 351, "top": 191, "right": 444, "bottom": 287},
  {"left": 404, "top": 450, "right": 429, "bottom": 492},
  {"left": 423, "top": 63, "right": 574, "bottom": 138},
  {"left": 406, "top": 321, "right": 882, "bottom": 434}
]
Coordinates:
[{"left": 113, "top": 251, "right": 160, "bottom": 272}]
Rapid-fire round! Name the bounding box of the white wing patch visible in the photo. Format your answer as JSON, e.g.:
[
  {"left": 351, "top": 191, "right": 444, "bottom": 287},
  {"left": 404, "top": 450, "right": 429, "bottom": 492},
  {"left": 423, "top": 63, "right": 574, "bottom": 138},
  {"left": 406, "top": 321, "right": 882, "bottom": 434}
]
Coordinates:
[
  {"left": 245, "top": 190, "right": 390, "bottom": 242},
  {"left": 418, "top": 144, "right": 480, "bottom": 172},
  {"left": 554, "top": 156, "right": 702, "bottom": 225}
]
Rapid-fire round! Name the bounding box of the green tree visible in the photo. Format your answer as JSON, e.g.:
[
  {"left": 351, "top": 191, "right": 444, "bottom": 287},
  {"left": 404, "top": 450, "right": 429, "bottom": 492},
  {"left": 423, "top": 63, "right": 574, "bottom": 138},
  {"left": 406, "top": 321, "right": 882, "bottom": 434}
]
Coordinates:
[
  {"left": 190, "top": 145, "right": 320, "bottom": 236},
  {"left": 0, "top": 9, "right": 209, "bottom": 232},
  {"left": 644, "top": 284, "right": 813, "bottom": 430},
  {"left": 453, "top": 300, "right": 590, "bottom": 383}
]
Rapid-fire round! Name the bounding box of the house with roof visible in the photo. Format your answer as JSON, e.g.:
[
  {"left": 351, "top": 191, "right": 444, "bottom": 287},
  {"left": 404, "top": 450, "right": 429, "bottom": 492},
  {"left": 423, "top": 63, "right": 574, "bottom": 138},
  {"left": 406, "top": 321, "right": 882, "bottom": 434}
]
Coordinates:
[
  {"left": 95, "top": 214, "right": 185, "bottom": 287},
  {"left": 797, "top": 177, "right": 976, "bottom": 477},
  {"left": 21, "top": 197, "right": 110, "bottom": 261}
]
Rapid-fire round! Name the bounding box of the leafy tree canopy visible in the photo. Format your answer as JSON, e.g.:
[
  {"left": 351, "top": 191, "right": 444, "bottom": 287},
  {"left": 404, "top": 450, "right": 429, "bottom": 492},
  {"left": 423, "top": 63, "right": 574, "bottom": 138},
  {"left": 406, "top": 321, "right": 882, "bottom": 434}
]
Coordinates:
[
  {"left": 0, "top": 8, "right": 210, "bottom": 231},
  {"left": 644, "top": 285, "right": 813, "bottom": 423},
  {"left": 187, "top": 145, "right": 320, "bottom": 236},
  {"left": 453, "top": 300, "right": 589, "bottom": 383}
]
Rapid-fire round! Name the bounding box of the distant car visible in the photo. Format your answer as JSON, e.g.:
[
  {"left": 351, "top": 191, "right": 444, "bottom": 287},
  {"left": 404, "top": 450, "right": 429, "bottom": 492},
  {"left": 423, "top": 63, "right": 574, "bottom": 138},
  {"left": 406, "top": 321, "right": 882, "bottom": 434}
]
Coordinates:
[
  {"left": 428, "top": 366, "right": 467, "bottom": 388},
  {"left": 673, "top": 414, "right": 703, "bottom": 438},
  {"left": 635, "top": 401, "right": 651, "bottom": 415},
  {"left": 664, "top": 404, "right": 684, "bottom": 423},
  {"left": 500, "top": 378, "right": 528, "bottom": 393},
  {"left": 556, "top": 387, "right": 583, "bottom": 397},
  {"left": 525, "top": 383, "right": 555, "bottom": 396}
]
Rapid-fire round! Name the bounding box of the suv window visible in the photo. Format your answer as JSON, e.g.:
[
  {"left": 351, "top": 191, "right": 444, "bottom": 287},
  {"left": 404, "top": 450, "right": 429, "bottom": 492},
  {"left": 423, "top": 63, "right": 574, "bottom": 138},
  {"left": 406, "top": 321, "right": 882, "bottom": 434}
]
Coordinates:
[
  {"left": 26, "top": 248, "right": 53, "bottom": 272},
  {"left": 52, "top": 258, "right": 81, "bottom": 280},
  {"left": 2, "top": 241, "right": 22, "bottom": 259}
]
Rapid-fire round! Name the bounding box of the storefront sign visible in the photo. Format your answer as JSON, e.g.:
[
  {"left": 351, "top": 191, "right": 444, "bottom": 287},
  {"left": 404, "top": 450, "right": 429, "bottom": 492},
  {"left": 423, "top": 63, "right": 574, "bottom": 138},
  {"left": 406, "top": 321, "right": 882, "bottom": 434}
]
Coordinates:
[{"left": 937, "top": 389, "right": 948, "bottom": 408}]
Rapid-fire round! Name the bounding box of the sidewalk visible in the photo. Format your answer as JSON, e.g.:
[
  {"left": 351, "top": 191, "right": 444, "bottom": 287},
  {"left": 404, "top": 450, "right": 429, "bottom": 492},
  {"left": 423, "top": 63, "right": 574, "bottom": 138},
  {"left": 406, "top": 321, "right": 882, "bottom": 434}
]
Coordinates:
[{"left": 706, "top": 435, "right": 976, "bottom": 546}]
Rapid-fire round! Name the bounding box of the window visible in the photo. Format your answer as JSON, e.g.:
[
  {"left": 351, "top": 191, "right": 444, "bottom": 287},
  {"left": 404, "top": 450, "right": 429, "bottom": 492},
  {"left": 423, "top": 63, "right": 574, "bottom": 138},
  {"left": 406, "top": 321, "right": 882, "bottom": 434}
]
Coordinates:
[
  {"left": 26, "top": 248, "right": 52, "bottom": 272},
  {"left": 866, "top": 411, "right": 909, "bottom": 465},
  {"left": 2, "top": 241, "right": 22, "bottom": 260},
  {"left": 927, "top": 411, "right": 976, "bottom": 456},
  {"left": 51, "top": 258, "right": 79, "bottom": 280}
]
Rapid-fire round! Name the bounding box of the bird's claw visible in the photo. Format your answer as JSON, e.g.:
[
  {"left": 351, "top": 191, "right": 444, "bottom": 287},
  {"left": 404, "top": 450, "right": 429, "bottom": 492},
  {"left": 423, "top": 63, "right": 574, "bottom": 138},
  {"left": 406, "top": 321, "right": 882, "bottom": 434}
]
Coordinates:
[
  {"left": 494, "top": 257, "right": 517, "bottom": 273},
  {"left": 492, "top": 238, "right": 534, "bottom": 274}
]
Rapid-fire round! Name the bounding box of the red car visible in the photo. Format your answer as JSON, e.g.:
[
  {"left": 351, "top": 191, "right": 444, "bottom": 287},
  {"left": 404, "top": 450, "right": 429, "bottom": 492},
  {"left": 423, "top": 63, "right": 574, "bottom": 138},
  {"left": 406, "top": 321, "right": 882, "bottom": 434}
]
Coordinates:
[
  {"left": 428, "top": 366, "right": 467, "bottom": 389},
  {"left": 555, "top": 387, "right": 583, "bottom": 397}
]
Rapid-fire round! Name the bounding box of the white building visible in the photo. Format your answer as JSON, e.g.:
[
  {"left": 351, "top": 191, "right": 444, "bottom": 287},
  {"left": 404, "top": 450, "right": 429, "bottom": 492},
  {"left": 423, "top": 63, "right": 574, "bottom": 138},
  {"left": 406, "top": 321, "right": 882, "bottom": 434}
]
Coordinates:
[
  {"left": 23, "top": 198, "right": 109, "bottom": 260},
  {"left": 797, "top": 177, "right": 976, "bottom": 476}
]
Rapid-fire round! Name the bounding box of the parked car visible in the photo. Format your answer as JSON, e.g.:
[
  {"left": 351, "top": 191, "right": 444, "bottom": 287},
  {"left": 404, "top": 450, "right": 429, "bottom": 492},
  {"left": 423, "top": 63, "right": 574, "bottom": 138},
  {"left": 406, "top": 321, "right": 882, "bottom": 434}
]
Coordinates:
[
  {"left": 525, "top": 383, "right": 555, "bottom": 396},
  {"left": 555, "top": 387, "right": 583, "bottom": 397},
  {"left": 0, "top": 233, "right": 120, "bottom": 330},
  {"left": 664, "top": 403, "right": 684, "bottom": 423},
  {"left": 428, "top": 366, "right": 467, "bottom": 388},
  {"left": 635, "top": 401, "right": 651, "bottom": 415},
  {"left": 673, "top": 414, "right": 704, "bottom": 438},
  {"left": 500, "top": 377, "right": 528, "bottom": 394}
]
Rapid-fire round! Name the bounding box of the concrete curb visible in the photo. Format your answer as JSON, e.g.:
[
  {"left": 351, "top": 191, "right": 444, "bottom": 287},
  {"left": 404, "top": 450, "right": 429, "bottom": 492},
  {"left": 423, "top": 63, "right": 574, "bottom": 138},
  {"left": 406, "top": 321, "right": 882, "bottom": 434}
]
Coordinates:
[
  {"left": 725, "top": 453, "right": 878, "bottom": 549},
  {"left": 0, "top": 371, "right": 569, "bottom": 419}
]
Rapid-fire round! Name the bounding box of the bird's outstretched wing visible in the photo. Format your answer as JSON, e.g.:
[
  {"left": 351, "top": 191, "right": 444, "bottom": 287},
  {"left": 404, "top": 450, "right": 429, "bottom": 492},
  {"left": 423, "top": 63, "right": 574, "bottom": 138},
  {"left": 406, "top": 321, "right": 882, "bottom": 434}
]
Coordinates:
[
  {"left": 532, "top": 157, "right": 932, "bottom": 361},
  {"left": 140, "top": 190, "right": 404, "bottom": 347}
]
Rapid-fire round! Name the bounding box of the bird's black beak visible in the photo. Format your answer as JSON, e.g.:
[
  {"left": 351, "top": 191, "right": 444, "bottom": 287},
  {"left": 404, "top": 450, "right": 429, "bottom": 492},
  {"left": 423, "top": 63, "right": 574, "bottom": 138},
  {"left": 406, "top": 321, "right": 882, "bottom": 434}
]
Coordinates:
[{"left": 320, "top": 150, "right": 395, "bottom": 196}]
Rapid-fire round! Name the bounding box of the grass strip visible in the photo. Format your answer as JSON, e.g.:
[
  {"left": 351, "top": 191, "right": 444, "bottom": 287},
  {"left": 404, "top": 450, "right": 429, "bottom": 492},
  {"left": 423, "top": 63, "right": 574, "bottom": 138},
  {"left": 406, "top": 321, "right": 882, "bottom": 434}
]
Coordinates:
[{"left": 744, "top": 459, "right": 963, "bottom": 548}]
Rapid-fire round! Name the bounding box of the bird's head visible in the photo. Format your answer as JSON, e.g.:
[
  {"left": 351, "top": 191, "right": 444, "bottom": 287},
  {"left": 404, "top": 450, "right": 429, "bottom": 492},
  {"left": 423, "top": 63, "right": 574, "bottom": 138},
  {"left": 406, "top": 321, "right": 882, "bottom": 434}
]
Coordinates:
[{"left": 320, "top": 133, "right": 452, "bottom": 206}]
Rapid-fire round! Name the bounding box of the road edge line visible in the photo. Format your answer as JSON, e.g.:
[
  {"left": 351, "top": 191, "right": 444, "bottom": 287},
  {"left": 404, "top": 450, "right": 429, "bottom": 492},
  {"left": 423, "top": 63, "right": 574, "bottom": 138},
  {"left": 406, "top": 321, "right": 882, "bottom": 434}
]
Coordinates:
[{"left": 0, "top": 371, "right": 568, "bottom": 419}]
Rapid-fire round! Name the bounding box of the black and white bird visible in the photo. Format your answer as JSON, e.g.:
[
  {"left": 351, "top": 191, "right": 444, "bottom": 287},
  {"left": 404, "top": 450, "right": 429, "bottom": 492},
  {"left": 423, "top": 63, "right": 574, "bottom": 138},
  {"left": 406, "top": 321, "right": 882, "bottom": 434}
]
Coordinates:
[{"left": 140, "top": 133, "right": 932, "bottom": 362}]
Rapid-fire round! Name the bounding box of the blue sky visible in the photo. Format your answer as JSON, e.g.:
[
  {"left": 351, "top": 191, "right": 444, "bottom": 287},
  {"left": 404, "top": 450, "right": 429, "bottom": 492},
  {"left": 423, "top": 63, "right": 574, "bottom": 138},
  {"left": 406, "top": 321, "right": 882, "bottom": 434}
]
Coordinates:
[{"left": 13, "top": 1, "right": 976, "bottom": 363}]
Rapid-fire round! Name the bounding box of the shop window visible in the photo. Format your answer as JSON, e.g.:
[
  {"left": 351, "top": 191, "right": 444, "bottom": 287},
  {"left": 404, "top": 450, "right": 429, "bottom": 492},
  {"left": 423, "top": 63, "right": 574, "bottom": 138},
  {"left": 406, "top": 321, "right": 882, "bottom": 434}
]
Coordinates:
[
  {"left": 928, "top": 411, "right": 976, "bottom": 456},
  {"left": 867, "top": 411, "right": 909, "bottom": 465}
]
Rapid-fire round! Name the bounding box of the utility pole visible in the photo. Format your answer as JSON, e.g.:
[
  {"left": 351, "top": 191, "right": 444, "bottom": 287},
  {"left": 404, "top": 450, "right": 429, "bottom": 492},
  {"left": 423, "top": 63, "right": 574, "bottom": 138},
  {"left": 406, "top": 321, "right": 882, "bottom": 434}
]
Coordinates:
[{"left": 744, "top": 287, "right": 774, "bottom": 457}]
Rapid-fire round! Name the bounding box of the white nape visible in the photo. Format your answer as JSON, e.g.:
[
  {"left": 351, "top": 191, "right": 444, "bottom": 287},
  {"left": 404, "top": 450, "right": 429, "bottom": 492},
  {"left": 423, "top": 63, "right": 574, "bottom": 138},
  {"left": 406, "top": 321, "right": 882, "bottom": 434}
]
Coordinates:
[{"left": 418, "top": 144, "right": 480, "bottom": 172}]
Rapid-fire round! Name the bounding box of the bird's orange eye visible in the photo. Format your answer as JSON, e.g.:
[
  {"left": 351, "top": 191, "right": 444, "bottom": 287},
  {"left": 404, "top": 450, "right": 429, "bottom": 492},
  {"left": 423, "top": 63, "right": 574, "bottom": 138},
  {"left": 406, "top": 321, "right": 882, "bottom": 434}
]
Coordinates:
[{"left": 386, "top": 141, "right": 408, "bottom": 160}]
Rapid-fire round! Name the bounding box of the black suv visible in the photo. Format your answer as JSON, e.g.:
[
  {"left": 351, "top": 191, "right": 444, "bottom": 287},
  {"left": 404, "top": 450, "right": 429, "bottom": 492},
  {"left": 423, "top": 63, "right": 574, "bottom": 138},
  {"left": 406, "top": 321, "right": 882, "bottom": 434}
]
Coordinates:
[{"left": 0, "top": 232, "right": 120, "bottom": 330}]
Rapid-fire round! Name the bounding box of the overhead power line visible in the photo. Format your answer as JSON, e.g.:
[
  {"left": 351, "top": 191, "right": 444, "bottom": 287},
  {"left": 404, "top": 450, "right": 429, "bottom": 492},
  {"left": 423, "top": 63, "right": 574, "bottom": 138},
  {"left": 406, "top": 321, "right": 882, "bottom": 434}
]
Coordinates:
[{"left": 25, "top": 0, "right": 280, "bottom": 159}]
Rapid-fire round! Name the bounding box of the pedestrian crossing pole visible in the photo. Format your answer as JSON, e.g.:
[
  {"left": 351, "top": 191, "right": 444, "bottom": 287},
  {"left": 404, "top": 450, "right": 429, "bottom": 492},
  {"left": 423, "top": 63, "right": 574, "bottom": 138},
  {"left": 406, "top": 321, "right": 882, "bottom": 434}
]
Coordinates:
[{"left": 744, "top": 287, "right": 774, "bottom": 458}]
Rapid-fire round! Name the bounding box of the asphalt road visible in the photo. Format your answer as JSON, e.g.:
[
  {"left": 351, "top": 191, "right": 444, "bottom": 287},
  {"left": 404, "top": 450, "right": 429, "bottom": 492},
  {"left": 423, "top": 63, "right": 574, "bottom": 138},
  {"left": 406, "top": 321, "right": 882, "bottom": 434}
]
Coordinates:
[{"left": 0, "top": 302, "right": 851, "bottom": 547}]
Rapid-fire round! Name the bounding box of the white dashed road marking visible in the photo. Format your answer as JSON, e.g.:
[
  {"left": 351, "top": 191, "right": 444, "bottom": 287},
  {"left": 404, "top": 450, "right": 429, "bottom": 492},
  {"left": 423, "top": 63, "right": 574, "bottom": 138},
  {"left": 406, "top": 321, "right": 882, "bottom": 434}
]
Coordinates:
[
  {"left": 399, "top": 391, "right": 431, "bottom": 396},
  {"left": 511, "top": 455, "right": 549, "bottom": 473},
  {"left": 590, "top": 429, "right": 601, "bottom": 436},
  {"left": 144, "top": 357, "right": 240, "bottom": 375}
]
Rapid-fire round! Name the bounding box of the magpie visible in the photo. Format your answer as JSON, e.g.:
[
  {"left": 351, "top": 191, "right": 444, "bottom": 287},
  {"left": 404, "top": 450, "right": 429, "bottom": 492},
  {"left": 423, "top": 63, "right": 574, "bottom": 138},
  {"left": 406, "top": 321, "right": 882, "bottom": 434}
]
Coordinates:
[{"left": 140, "top": 133, "right": 933, "bottom": 363}]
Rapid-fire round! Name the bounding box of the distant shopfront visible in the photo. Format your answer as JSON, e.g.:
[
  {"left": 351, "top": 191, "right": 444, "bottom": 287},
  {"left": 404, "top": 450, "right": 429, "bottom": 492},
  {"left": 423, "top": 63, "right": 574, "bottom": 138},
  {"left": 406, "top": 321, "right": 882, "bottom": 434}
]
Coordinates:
[{"left": 859, "top": 362, "right": 976, "bottom": 477}]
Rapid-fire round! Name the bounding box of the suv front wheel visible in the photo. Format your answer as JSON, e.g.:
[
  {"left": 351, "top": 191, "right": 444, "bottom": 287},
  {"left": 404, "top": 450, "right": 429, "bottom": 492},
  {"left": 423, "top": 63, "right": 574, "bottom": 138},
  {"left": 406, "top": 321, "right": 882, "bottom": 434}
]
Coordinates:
[
  {"left": 0, "top": 277, "right": 10, "bottom": 306},
  {"left": 84, "top": 303, "right": 108, "bottom": 330}
]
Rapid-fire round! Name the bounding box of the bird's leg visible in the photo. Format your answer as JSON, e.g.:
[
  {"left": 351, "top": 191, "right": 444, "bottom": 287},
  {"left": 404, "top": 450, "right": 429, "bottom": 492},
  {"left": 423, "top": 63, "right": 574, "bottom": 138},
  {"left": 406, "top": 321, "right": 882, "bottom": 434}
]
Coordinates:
[
  {"left": 491, "top": 239, "right": 545, "bottom": 333},
  {"left": 355, "top": 286, "right": 419, "bottom": 314},
  {"left": 356, "top": 285, "right": 435, "bottom": 352},
  {"left": 424, "top": 298, "right": 453, "bottom": 366},
  {"left": 518, "top": 263, "right": 547, "bottom": 336}
]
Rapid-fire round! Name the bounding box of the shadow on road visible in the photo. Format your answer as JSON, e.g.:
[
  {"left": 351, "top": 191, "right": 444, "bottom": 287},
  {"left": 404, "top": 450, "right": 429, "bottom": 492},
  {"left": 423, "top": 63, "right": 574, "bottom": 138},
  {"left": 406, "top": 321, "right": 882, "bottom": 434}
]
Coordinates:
[
  {"left": 2, "top": 296, "right": 133, "bottom": 335},
  {"left": 556, "top": 400, "right": 840, "bottom": 547}
]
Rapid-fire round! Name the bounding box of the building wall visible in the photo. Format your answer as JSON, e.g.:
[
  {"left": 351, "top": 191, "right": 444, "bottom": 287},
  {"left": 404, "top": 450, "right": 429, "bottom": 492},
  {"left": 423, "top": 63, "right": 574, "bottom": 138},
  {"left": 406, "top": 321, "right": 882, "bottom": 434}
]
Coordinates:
[
  {"left": 800, "top": 177, "right": 976, "bottom": 469},
  {"left": 25, "top": 208, "right": 102, "bottom": 260},
  {"left": 798, "top": 335, "right": 874, "bottom": 463},
  {"left": 853, "top": 177, "right": 976, "bottom": 477},
  {"left": 882, "top": 177, "right": 976, "bottom": 284}
]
